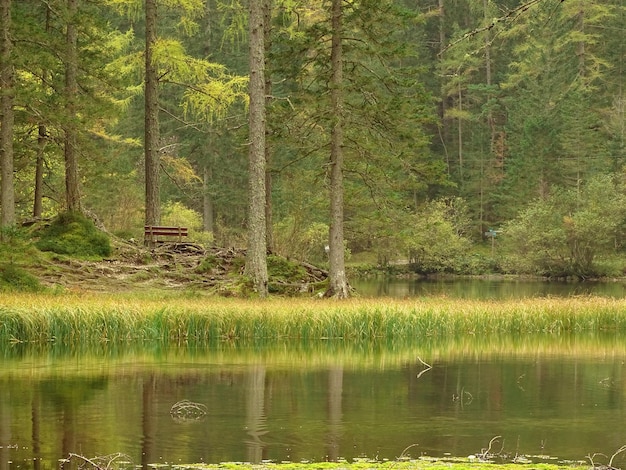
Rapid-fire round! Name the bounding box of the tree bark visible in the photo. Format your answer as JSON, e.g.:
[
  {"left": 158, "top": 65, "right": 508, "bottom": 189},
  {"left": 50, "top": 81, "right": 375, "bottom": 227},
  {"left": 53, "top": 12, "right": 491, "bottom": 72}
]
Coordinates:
[
  {"left": 263, "top": 0, "right": 274, "bottom": 252},
  {"left": 202, "top": 165, "right": 214, "bottom": 233},
  {"left": 246, "top": 0, "right": 268, "bottom": 297},
  {"left": 327, "top": 0, "right": 349, "bottom": 298},
  {"left": 64, "top": 0, "right": 80, "bottom": 213},
  {"left": 33, "top": 125, "right": 46, "bottom": 218},
  {"left": 0, "top": 0, "right": 14, "bottom": 228},
  {"left": 145, "top": 0, "right": 160, "bottom": 227}
]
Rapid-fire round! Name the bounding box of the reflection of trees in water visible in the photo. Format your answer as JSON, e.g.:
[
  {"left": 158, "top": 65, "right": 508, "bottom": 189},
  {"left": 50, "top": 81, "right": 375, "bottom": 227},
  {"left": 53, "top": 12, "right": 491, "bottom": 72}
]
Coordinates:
[
  {"left": 245, "top": 365, "right": 267, "bottom": 464},
  {"left": 326, "top": 366, "right": 343, "bottom": 461},
  {"left": 4, "top": 345, "right": 626, "bottom": 466},
  {"left": 142, "top": 374, "right": 156, "bottom": 470},
  {"left": 0, "top": 389, "right": 10, "bottom": 470},
  {"left": 39, "top": 377, "right": 108, "bottom": 466}
]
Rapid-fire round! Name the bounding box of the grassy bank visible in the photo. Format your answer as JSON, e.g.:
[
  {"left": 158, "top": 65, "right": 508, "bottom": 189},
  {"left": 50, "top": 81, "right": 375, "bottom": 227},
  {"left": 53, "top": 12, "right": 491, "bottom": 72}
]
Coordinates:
[{"left": 2, "top": 294, "right": 626, "bottom": 345}]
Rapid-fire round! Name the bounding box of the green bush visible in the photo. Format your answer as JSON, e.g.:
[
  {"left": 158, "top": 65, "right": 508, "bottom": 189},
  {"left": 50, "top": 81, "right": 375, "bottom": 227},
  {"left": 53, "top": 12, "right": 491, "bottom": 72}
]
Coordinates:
[
  {"left": 0, "top": 264, "right": 42, "bottom": 292},
  {"left": 501, "top": 175, "right": 626, "bottom": 278},
  {"left": 35, "top": 212, "right": 111, "bottom": 258},
  {"left": 274, "top": 218, "right": 329, "bottom": 264},
  {"left": 267, "top": 254, "right": 307, "bottom": 281},
  {"left": 403, "top": 198, "right": 473, "bottom": 274}
]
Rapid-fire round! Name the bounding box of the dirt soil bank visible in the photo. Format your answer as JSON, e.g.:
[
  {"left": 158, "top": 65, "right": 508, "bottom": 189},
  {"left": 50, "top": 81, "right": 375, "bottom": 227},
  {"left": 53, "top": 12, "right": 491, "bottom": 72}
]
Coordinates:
[{"left": 35, "top": 239, "right": 328, "bottom": 295}]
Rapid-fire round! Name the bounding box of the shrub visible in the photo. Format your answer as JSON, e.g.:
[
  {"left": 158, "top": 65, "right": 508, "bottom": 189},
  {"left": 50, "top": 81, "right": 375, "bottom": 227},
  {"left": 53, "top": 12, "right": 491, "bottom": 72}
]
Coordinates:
[
  {"left": 403, "top": 198, "right": 473, "bottom": 274},
  {"left": 267, "top": 255, "right": 307, "bottom": 281},
  {"left": 501, "top": 175, "right": 626, "bottom": 278},
  {"left": 274, "top": 219, "right": 329, "bottom": 264},
  {"left": 0, "top": 263, "right": 42, "bottom": 292},
  {"left": 35, "top": 212, "right": 111, "bottom": 258},
  {"left": 162, "top": 201, "right": 213, "bottom": 245}
]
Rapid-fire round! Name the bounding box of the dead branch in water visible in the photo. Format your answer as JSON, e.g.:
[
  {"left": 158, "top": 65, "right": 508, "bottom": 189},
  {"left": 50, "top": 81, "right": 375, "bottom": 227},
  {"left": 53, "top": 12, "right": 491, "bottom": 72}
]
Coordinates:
[
  {"left": 67, "top": 453, "right": 131, "bottom": 470},
  {"left": 170, "top": 399, "right": 208, "bottom": 422}
]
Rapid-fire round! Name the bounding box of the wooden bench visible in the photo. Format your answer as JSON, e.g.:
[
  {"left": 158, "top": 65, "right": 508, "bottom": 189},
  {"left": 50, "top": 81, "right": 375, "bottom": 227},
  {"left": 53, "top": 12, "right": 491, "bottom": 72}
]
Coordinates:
[{"left": 144, "top": 225, "right": 189, "bottom": 246}]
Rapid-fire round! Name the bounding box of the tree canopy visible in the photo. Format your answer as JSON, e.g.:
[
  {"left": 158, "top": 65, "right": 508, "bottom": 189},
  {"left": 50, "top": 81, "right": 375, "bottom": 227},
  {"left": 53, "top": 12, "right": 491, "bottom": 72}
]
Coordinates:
[{"left": 1, "top": 0, "right": 625, "bottom": 280}]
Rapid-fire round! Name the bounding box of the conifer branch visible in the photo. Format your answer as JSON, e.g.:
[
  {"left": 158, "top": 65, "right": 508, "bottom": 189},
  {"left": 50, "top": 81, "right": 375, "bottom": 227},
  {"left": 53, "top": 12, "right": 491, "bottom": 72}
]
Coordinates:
[{"left": 438, "top": 0, "right": 563, "bottom": 56}]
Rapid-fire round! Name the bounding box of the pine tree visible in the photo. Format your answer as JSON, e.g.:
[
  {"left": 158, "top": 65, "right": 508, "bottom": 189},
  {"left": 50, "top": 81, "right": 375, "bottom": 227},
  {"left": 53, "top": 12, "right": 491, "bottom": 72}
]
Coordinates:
[
  {"left": 246, "top": 0, "right": 269, "bottom": 297},
  {"left": 0, "top": 0, "right": 14, "bottom": 228}
]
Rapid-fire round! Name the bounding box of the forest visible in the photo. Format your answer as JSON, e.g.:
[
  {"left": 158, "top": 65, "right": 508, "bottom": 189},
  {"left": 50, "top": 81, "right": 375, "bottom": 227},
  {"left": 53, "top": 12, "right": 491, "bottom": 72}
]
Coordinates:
[{"left": 0, "top": 0, "right": 625, "bottom": 294}]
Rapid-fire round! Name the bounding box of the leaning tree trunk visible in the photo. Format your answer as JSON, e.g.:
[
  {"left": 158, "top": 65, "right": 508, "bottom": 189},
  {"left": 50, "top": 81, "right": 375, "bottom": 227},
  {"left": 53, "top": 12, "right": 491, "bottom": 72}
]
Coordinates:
[
  {"left": 0, "top": 0, "right": 15, "bottom": 228},
  {"left": 326, "top": 0, "right": 349, "bottom": 298},
  {"left": 245, "top": 0, "right": 268, "bottom": 297},
  {"left": 145, "top": 0, "right": 160, "bottom": 227},
  {"left": 64, "top": 0, "right": 80, "bottom": 213}
]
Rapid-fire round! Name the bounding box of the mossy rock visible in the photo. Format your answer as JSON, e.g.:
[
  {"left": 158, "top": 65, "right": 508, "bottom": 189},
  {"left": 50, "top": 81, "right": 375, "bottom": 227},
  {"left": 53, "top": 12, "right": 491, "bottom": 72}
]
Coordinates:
[{"left": 35, "top": 212, "right": 111, "bottom": 258}]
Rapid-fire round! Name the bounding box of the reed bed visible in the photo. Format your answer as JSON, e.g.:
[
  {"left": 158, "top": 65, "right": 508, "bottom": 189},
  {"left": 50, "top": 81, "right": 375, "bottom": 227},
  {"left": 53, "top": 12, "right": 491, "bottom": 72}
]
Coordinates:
[{"left": 1, "top": 294, "right": 626, "bottom": 345}]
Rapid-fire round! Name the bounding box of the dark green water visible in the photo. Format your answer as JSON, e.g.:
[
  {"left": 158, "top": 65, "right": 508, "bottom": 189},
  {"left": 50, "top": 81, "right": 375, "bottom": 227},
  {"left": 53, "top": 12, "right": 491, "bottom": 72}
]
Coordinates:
[
  {"left": 2, "top": 337, "right": 626, "bottom": 469},
  {"left": 351, "top": 277, "right": 626, "bottom": 299}
]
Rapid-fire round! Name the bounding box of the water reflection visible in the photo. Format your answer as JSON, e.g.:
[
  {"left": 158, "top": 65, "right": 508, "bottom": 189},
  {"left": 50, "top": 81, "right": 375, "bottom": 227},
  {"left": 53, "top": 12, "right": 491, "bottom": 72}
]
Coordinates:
[
  {"left": 1, "top": 338, "right": 626, "bottom": 469},
  {"left": 352, "top": 277, "right": 626, "bottom": 299},
  {"left": 245, "top": 365, "right": 267, "bottom": 463}
]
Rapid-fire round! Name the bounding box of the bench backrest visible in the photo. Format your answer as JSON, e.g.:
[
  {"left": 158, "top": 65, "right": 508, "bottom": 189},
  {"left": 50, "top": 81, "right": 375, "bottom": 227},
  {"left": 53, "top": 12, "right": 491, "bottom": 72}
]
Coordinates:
[
  {"left": 144, "top": 226, "right": 189, "bottom": 237},
  {"left": 144, "top": 226, "right": 189, "bottom": 246}
]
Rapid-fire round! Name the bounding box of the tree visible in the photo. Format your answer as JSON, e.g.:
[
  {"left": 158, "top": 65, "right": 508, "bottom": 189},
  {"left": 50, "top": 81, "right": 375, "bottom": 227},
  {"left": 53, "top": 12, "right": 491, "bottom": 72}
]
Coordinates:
[
  {"left": 326, "top": 0, "right": 349, "bottom": 298},
  {"left": 64, "top": 0, "right": 81, "bottom": 213},
  {"left": 0, "top": 0, "right": 14, "bottom": 228},
  {"left": 144, "top": 0, "right": 160, "bottom": 226},
  {"left": 246, "top": 0, "right": 269, "bottom": 297}
]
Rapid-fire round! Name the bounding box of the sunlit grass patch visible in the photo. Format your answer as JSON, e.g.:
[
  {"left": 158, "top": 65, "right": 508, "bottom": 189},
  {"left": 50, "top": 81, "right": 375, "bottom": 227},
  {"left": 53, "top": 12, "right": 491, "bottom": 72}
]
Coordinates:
[{"left": 1, "top": 294, "right": 626, "bottom": 345}]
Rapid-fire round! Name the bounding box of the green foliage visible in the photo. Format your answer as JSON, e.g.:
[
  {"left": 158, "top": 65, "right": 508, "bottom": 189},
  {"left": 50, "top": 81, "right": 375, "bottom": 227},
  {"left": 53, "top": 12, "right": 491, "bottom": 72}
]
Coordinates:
[
  {"left": 274, "top": 219, "right": 329, "bottom": 264},
  {"left": 35, "top": 212, "right": 112, "bottom": 259},
  {"left": 162, "top": 201, "right": 213, "bottom": 245},
  {"left": 0, "top": 264, "right": 42, "bottom": 292},
  {"left": 194, "top": 255, "right": 218, "bottom": 274},
  {"left": 403, "top": 198, "right": 473, "bottom": 274},
  {"left": 162, "top": 201, "right": 202, "bottom": 229},
  {"left": 267, "top": 255, "right": 306, "bottom": 281},
  {"left": 501, "top": 175, "right": 626, "bottom": 278}
]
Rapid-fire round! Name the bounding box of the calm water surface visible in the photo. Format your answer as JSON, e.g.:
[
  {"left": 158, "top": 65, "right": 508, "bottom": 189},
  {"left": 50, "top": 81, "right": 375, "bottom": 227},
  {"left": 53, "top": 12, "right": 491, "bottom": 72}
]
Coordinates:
[
  {"left": 351, "top": 277, "right": 626, "bottom": 299},
  {"left": 2, "top": 338, "right": 626, "bottom": 469}
]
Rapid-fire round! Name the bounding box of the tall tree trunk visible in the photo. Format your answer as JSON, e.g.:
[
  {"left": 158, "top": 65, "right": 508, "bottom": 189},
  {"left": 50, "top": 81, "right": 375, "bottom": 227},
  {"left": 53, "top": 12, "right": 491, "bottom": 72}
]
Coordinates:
[
  {"left": 145, "top": 0, "right": 160, "bottom": 227},
  {"left": 327, "top": 0, "right": 349, "bottom": 298},
  {"left": 34, "top": 5, "right": 51, "bottom": 220},
  {"left": 438, "top": 0, "right": 450, "bottom": 173},
  {"left": 483, "top": 0, "right": 496, "bottom": 151},
  {"left": 246, "top": 0, "right": 268, "bottom": 297},
  {"left": 264, "top": 0, "right": 274, "bottom": 252},
  {"left": 64, "top": 0, "right": 80, "bottom": 213},
  {"left": 0, "top": 0, "right": 14, "bottom": 228},
  {"left": 202, "top": 165, "right": 214, "bottom": 234},
  {"left": 33, "top": 125, "right": 46, "bottom": 218}
]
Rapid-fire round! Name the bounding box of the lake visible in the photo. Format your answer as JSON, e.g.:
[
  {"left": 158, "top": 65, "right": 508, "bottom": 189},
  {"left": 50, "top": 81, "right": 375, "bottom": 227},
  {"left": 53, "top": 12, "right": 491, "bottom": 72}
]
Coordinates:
[
  {"left": 351, "top": 277, "right": 626, "bottom": 299},
  {"left": 2, "top": 335, "right": 626, "bottom": 469}
]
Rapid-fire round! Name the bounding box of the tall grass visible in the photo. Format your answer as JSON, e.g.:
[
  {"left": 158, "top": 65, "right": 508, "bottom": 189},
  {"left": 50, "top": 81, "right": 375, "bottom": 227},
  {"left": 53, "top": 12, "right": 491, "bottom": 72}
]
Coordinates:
[{"left": 1, "top": 294, "right": 626, "bottom": 345}]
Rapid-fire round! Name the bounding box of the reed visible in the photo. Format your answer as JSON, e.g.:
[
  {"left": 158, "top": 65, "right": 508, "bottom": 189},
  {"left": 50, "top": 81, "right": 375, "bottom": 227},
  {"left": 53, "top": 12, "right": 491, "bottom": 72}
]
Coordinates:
[{"left": 2, "top": 293, "right": 626, "bottom": 345}]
